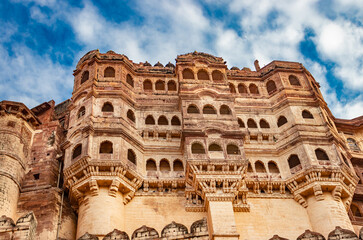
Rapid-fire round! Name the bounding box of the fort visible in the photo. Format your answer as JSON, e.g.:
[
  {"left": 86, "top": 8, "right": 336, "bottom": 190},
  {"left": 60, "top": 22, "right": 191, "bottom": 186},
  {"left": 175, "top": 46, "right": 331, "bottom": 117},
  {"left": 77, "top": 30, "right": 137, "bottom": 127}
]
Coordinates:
[{"left": 0, "top": 50, "right": 362, "bottom": 240}]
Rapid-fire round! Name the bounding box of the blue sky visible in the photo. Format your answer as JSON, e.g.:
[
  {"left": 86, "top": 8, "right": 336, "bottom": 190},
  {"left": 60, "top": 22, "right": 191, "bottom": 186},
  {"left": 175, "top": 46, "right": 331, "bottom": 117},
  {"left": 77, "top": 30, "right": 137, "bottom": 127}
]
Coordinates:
[{"left": 0, "top": 0, "right": 363, "bottom": 119}]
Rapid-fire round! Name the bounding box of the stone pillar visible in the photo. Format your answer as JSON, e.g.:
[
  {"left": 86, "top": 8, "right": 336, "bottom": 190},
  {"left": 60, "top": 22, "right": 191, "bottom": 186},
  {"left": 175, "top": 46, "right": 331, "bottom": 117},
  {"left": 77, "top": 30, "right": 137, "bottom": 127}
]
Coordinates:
[
  {"left": 306, "top": 192, "right": 354, "bottom": 237},
  {"left": 207, "top": 201, "right": 239, "bottom": 240},
  {"left": 76, "top": 187, "right": 124, "bottom": 239}
]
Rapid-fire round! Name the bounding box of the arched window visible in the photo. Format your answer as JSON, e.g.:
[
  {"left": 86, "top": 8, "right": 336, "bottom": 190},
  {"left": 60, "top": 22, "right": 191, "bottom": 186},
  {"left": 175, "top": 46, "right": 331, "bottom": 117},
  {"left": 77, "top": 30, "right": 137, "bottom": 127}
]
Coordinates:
[
  {"left": 143, "top": 80, "right": 152, "bottom": 91},
  {"left": 171, "top": 116, "right": 181, "bottom": 126},
  {"left": 288, "top": 154, "right": 301, "bottom": 169},
  {"left": 173, "top": 159, "right": 184, "bottom": 171},
  {"left": 347, "top": 138, "right": 360, "bottom": 152},
  {"left": 249, "top": 84, "right": 259, "bottom": 94},
  {"left": 197, "top": 70, "right": 209, "bottom": 80},
  {"left": 229, "top": 83, "right": 236, "bottom": 93},
  {"left": 351, "top": 204, "right": 362, "bottom": 217},
  {"left": 127, "top": 110, "right": 135, "bottom": 122},
  {"left": 145, "top": 115, "right": 155, "bottom": 125},
  {"left": 277, "top": 116, "right": 287, "bottom": 127},
  {"left": 191, "top": 142, "right": 205, "bottom": 154},
  {"left": 208, "top": 143, "right": 222, "bottom": 151},
  {"left": 255, "top": 161, "right": 266, "bottom": 173},
  {"left": 315, "top": 148, "right": 329, "bottom": 161},
  {"left": 78, "top": 107, "right": 85, "bottom": 119},
  {"left": 81, "top": 71, "right": 89, "bottom": 84},
  {"left": 72, "top": 144, "right": 82, "bottom": 159},
  {"left": 99, "top": 141, "right": 113, "bottom": 154},
  {"left": 167, "top": 81, "right": 177, "bottom": 91},
  {"left": 160, "top": 159, "right": 170, "bottom": 171},
  {"left": 238, "top": 118, "right": 245, "bottom": 128},
  {"left": 268, "top": 161, "right": 279, "bottom": 173},
  {"left": 146, "top": 159, "right": 157, "bottom": 171},
  {"left": 302, "top": 110, "right": 314, "bottom": 119},
  {"left": 266, "top": 80, "right": 277, "bottom": 95},
  {"left": 247, "top": 118, "right": 257, "bottom": 128},
  {"left": 155, "top": 80, "right": 165, "bottom": 90},
  {"left": 182, "top": 69, "right": 194, "bottom": 79},
  {"left": 227, "top": 144, "right": 240, "bottom": 155},
  {"left": 158, "top": 116, "right": 168, "bottom": 125},
  {"left": 104, "top": 67, "right": 115, "bottom": 77},
  {"left": 126, "top": 74, "right": 134, "bottom": 87},
  {"left": 127, "top": 149, "right": 136, "bottom": 165},
  {"left": 289, "top": 75, "right": 301, "bottom": 86},
  {"left": 220, "top": 105, "right": 231, "bottom": 115},
  {"left": 212, "top": 70, "right": 223, "bottom": 82},
  {"left": 238, "top": 84, "right": 247, "bottom": 94},
  {"left": 102, "top": 102, "right": 114, "bottom": 112},
  {"left": 203, "top": 105, "right": 216, "bottom": 114},
  {"left": 259, "top": 119, "right": 270, "bottom": 128},
  {"left": 187, "top": 105, "right": 200, "bottom": 114}
]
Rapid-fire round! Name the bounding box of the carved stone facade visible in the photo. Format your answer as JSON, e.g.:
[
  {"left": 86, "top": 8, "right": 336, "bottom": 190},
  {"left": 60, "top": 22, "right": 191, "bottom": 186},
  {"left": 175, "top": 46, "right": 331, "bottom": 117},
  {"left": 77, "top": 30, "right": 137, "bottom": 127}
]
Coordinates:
[{"left": 0, "top": 50, "right": 363, "bottom": 239}]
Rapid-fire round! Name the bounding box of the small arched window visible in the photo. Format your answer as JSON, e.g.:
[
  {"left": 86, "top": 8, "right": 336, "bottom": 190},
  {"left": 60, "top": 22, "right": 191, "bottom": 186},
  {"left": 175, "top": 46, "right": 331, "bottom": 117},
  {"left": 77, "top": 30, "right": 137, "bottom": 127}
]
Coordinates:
[
  {"left": 266, "top": 80, "right": 277, "bottom": 95},
  {"left": 212, "top": 70, "right": 223, "bottom": 82},
  {"left": 167, "top": 81, "right": 177, "bottom": 91},
  {"left": 288, "top": 154, "right": 301, "bottom": 169},
  {"left": 315, "top": 148, "right": 329, "bottom": 161},
  {"left": 155, "top": 80, "right": 165, "bottom": 90},
  {"left": 259, "top": 119, "right": 270, "bottom": 128},
  {"left": 160, "top": 159, "right": 171, "bottom": 171},
  {"left": 158, "top": 116, "right": 168, "bottom": 125},
  {"left": 127, "top": 110, "right": 135, "bottom": 122},
  {"left": 351, "top": 204, "right": 362, "bottom": 217},
  {"left": 268, "top": 161, "right": 279, "bottom": 174},
  {"left": 255, "top": 161, "right": 266, "bottom": 173},
  {"left": 247, "top": 118, "right": 257, "bottom": 128},
  {"left": 229, "top": 83, "right": 236, "bottom": 93},
  {"left": 171, "top": 116, "right": 181, "bottom": 126},
  {"left": 203, "top": 105, "right": 216, "bottom": 114},
  {"left": 347, "top": 138, "right": 360, "bottom": 152},
  {"left": 143, "top": 80, "right": 152, "bottom": 91},
  {"left": 102, "top": 102, "right": 114, "bottom": 112},
  {"left": 197, "top": 70, "right": 209, "bottom": 80},
  {"left": 78, "top": 107, "right": 85, "bottom": 119},
  {"left": 126, "top": 74, "right": 134, "bottom": 87},
  {"left": 145, "top": 115, "right": 155, "bottom": 125},
  {"left": 302, "top": 110, "right": 314, "bottom": 119},
  {"left": 277, "top": 116, "right": 287, "bottom": 127},
  {"left": 191, "top": 142, "right": 205, "bottom": 154},
  {"left": 289, "top": 75, "right": 301, "bottom": 86},
  {"left": 238, "top": 84, "right": 247, "bottom": 94},
  {"left": 249, "top": 84, "right": 259, "bottom": 94},
  {"left": 227, "top": 144, "right": 240, "bottom": 155},
  {"left": 99, "top": 141, "right": 113, "bottom": 154},
  {"left": 247, "top": 162, "right": 253, "bottom": 172},
  {"left": 208, "top": 143, "right": 222, "bottom": 151},
  {"left": 238, "top": 118, "right": 245, "bottom": 128},
  {"left": 127, "top": 149, "right": 136, "bottom": 165},
  {"left": 146, "top": 159, "right": 157, "bottom": 171},
  {"left": 220, "top": 105, "right": 231, "bottom": 115},
  {"left": 72, "top": 144, "right": 82, "bottom": 159},
  {"left": 182, "top": 69, "right": 194, "bottom": 79},
  {"left": 81, "top": 71, "right": 89, "bottom": 84},
  {"left": 173, "top": 159, "right": 184, "bottom": 171},
  {"left": 187, "top": 105, "right": 200, "bottom": 114},
  {"left": 104, "top": 67, "right": 115, "bottom": 77}
]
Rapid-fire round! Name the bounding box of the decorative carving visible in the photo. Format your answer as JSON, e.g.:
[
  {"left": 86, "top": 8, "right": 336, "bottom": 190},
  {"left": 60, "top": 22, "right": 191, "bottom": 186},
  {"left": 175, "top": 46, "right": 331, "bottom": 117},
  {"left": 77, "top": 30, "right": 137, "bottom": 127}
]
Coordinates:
[
  {"left": 0, "top": 215, "right": 15, "bottom": 227},
  {"left": 294, "top": 194, "right": 308, "bottom": 208},
  {"left": 132, "top": 225, "right": 159, "bottom": 240},
  {"left": 297, "top": 230, "right": 325, "bottom": 240},
  {"left": 269, "top": 235, "right": 289, "bottom": 240},
  {"left": 313, "top": 184, "right": 324, "bottom": 201},
  {"left": 332, "top": 185, "right": 342, "bottom": 201},
  {"left": 109, "top": 179, "right": 120, "bottom": 197},
  {"left": 327, "top": 226, "right": 358, "bottom": 240},
  {"left": 89, "top": 180, "right": 99, "bottom": 196},
  {"left": 190, "top": 218, "right": 208, "bottom": 233},
  {"left": 103, "top": 229, "right": 129, "bottom": 240},
  {"left": 161, "top": 221, "right": 188, "bottom": 237},
  {"left": 78, "top": 232, "right": 99, "bottom": 240}
]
